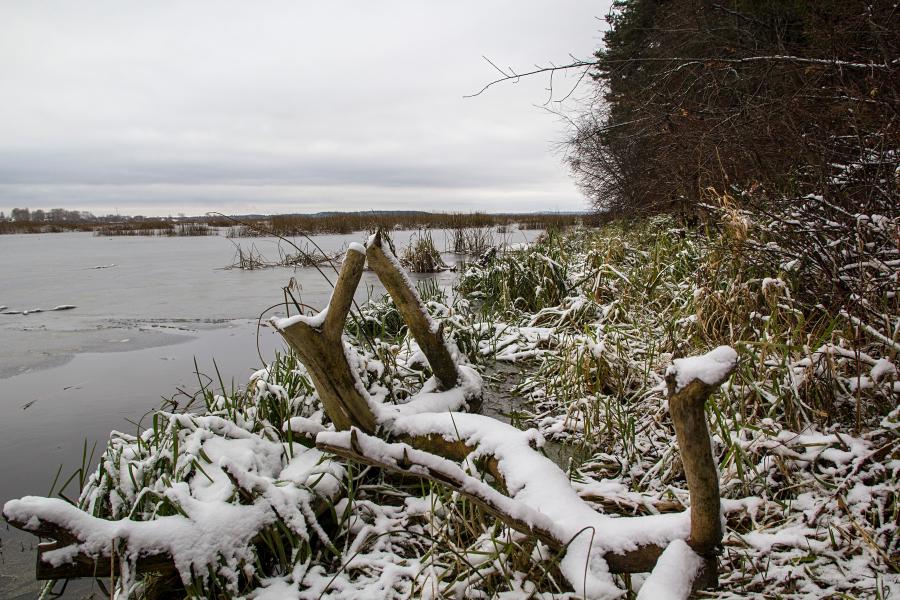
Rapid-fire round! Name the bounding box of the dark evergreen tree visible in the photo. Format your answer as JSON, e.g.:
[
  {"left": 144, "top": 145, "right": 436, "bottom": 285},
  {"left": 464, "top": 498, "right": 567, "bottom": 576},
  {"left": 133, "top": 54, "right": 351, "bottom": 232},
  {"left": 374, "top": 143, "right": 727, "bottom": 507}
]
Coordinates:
[{"left": 569, "top": 1, "right": 899, "bottom": 219}]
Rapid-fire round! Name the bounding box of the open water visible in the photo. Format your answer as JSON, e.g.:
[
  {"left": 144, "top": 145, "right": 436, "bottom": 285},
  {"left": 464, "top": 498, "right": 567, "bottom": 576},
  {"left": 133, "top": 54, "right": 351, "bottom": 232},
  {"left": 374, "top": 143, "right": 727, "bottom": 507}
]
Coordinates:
[{"left": 0, "top": 228, "right": 538, "bottom": 598}]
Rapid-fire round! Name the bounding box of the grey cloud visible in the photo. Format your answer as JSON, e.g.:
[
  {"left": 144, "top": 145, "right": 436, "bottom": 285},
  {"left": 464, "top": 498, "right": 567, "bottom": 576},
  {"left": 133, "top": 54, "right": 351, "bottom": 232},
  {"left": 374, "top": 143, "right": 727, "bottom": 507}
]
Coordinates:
[{"left": 0, "top": 0, "right": 606, "bottom": 215}]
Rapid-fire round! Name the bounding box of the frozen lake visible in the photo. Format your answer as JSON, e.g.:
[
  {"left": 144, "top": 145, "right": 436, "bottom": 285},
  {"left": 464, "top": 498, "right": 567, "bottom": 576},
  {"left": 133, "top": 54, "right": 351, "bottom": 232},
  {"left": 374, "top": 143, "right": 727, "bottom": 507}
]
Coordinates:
[{"left": 0, "top": 228, "right": 538, "bottom": 598}]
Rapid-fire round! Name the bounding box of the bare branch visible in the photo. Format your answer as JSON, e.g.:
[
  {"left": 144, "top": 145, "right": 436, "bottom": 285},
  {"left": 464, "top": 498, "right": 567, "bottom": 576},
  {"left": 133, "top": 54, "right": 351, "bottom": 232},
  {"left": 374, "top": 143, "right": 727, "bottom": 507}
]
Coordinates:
[{"left": 464, "top": 60, "right": 595, "bottom": 98}]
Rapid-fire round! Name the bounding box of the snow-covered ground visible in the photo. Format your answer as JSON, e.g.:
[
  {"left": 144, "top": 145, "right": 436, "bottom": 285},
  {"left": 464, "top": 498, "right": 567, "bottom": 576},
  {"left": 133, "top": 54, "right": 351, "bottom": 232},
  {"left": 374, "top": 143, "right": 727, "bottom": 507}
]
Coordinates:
[{"left": 2, "top": 218, "right": 897, "bottom": 599}]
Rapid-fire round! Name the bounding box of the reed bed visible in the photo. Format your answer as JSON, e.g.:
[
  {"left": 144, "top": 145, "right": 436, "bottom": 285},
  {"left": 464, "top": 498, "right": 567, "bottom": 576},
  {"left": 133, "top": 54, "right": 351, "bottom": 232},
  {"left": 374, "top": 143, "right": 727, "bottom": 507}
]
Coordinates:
[
  {"left": 226, "top": 242, "right": 341, "bottom": 270},
  {"left": 447, "top": 227, "right": 495, "bottom": 254},
  {"left": 245, "top": 212, "right": 581, "bottom": 237},
  {"left": 94, "top": 221, "right": 218, "bottom": 237},
  {"left": 0, "top": 221, "right": 96, "bottom": 234},
  {"left": 400, "top": 230, "right": 450, "bottom": 273},
  {"left": 2, "top": 212, "right": 583, "bottom": 237},
  {"left": 458, "top": 212, "right": 898, "bottom": 598}
]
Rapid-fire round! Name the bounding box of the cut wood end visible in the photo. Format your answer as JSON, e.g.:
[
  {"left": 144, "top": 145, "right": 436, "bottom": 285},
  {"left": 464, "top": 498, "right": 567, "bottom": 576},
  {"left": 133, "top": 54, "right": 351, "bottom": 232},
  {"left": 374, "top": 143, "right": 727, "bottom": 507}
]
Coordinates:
[
  {"left": 665, "top": 346, "right": 738, "bottom": 400},
  {"left": 3, "top": 500, "right": 55, "bottom": 537},
  {"left": 269, "top": 314, "right": 316, "bottom": 335}
]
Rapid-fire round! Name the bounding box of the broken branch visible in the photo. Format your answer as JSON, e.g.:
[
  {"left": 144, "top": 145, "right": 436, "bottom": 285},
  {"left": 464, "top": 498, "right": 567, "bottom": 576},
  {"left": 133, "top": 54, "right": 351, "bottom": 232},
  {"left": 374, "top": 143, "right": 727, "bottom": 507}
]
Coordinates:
[{"left": 366, "top": 231, "right": 459, "bottom": 389}]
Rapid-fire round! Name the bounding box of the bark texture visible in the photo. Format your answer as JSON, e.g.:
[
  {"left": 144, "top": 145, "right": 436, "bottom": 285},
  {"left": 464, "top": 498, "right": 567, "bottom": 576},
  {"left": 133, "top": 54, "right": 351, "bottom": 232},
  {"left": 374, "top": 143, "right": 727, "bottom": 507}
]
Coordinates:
[
  {"left": 276, "top": 247, "right": 377, "bottom": 433},
  {"left": 365, "top": 231, "right": 459, "bottom": 389}
]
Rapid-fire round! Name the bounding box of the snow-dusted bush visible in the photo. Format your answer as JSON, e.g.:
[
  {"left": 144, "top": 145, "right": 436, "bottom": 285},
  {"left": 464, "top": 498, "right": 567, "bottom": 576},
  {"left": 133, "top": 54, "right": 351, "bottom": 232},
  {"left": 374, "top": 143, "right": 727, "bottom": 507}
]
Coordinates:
[{"left": 459, "top": 218, "right": 898, "bottom": 598}]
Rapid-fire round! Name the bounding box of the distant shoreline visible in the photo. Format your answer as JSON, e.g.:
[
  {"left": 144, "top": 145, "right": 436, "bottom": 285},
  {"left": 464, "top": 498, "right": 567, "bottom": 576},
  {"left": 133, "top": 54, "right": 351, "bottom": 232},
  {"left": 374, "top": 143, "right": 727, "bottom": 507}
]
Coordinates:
[{"left": 0, "top": 210, "right": 588, "bottom": 236}]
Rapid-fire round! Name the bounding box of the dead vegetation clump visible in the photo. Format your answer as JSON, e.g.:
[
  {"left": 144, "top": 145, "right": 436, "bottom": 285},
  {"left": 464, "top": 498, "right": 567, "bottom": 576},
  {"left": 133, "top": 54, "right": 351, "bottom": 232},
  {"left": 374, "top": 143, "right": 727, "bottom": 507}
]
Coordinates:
[
  {"left": 448, "top": 226, "right": 495, "bottom": 254},
  {"left": 94, "top": 221, "right": 217, "bottom": 237},
  {"left": 400, "top": 230, "right": 450, "bottom": 273},
  {"left": 226, "top": 241, "right": 340, "bottom": 270}
]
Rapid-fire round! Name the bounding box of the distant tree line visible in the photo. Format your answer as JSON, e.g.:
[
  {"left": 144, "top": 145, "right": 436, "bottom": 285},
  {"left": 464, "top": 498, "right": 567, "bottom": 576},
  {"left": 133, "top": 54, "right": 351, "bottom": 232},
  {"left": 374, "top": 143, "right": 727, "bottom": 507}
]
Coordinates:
[
  {"left": 3, "top": 207, "right": 102, "bottom": 222},
  {"left": 1, "top": 207, "right": 211, "bottom": 223},
  {"left": 568, "top": 0, "right": 898, "bottom": 218},
  {"left": 0, "top": 208, "right": 204, "bottom": 234},
  {"left": 1, "top": 209, "right": 587, "bottom": 236}
]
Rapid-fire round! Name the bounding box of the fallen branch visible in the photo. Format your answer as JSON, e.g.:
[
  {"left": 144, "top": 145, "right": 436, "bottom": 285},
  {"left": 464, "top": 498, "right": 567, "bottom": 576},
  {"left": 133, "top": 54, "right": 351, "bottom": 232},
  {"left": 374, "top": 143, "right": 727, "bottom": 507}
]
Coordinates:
[
  {"left": 318, "top": 429, "right": 561, "bottom": 549},
  {"left": 317, "top": 428, "right": 670, "bottom": 574}
]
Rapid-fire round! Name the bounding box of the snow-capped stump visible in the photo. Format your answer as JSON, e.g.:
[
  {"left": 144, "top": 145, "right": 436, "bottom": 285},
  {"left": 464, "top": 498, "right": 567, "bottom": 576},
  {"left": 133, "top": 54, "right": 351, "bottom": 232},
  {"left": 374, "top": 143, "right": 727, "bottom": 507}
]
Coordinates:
[
  {"left": 664, "top": 345, "right": 738, "bottom": 587},
  {"left": 666, "top": 345, "right": 737, "bottom": 394}
]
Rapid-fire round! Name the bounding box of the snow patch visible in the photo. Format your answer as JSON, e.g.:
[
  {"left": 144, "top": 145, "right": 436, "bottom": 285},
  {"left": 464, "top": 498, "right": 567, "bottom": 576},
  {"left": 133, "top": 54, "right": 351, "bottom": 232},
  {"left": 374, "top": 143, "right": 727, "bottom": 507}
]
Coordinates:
[
  {"left": 666, "top": 346, "right": 737, "bottom": 392},
  {"left": 636, "top": 539, "right": 704, "bottom": 600}
]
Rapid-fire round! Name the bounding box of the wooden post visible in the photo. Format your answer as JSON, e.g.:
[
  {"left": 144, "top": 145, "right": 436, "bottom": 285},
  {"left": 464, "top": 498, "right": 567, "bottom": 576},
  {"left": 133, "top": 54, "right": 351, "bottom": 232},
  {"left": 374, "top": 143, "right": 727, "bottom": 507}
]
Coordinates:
[
  {"left": 665, "top": 350, "right": 735, "bottom": 588},
  {"left": 366, "top": 231, "right": 459, "bottom": 389}
]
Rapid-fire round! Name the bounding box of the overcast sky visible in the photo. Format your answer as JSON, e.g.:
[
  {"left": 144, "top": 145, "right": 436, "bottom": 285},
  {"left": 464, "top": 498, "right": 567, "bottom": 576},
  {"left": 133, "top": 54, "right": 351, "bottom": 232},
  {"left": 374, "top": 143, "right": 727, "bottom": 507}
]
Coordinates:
[{"left": 0, "top": 1, "right": 607, "bottom": 216}]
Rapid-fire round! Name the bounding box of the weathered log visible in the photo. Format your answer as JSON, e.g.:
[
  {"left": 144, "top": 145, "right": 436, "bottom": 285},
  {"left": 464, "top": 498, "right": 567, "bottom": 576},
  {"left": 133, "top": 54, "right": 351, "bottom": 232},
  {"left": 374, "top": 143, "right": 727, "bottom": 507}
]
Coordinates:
[
  {"left": 275, "top": 246, "right": 378, "bottom": 433},
  {"left": 366, "top": 230, "right": 459, "bottom": 389},
  {"left": 392, "top": 431, "right": 506, "bottom": 487},
  {"left": 577, "top": 493, "right": 684, "bottom": 516},
  {"left": 35, "top": 541, "right": 176, "bottom": 581},
  {"left": 2, "top": 511, "right": 176, "bottom": 581},
  {"left": 665, "top": 348, "right": 736, "bottom": 589},
  {"left": 317, "top": 428, "right": 672, "bottom": 574}
]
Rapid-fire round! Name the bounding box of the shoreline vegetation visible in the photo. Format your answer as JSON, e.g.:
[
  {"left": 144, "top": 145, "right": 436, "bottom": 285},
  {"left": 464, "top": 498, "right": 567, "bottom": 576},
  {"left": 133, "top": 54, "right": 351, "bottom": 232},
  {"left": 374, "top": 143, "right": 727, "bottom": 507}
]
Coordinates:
[
  {"left": 222, "top": 222, "right": 540, "bottom": 272},
  {"left": 3, "top": 208, "right": 897, "bottom": 599},
  {"left": 2, "top": 2, "right": 897, "bottom": 597},
  {"left": 0, "top": 210, "right": 586, "bottom": 236}
]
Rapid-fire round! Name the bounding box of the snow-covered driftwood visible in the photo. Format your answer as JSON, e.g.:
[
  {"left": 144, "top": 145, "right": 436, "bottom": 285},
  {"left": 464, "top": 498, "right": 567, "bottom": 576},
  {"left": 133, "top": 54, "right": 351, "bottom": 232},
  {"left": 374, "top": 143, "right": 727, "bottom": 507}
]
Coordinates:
[
  {"left": 2, "top": 231, "right": 737, "bottom": 600},
  {"left": 317, "top": 427, "right": 690, "bottom": 576},
  {"left": 274, "top": 235, "right": 736, "bottom": 598},
  {"left": 3, "top": 440, "right": 344, "bottom": 587}
]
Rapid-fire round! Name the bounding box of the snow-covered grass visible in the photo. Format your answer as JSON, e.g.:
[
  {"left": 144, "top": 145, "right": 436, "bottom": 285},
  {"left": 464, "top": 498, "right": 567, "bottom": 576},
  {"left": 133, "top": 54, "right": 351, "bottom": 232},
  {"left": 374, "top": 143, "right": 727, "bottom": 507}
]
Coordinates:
[
  {"left": 459, "top": 213, "right": 899, "bottom": 598},
  {"left": 17, "top": 280, "right": 541, "bottom": 598},
  {"left": 7, "top": 210, "right": 898, "bottom": 599}
]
